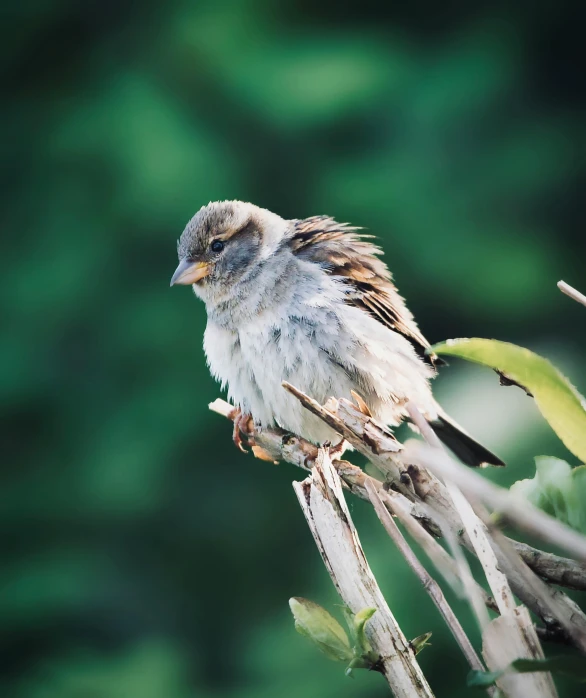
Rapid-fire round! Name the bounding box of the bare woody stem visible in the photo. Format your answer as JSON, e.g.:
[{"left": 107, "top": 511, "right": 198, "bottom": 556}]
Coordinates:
[
  {"left": 381, "top": 486, "right": 498, "bottom": 612},
  {"left": 403, "top": 441, "right": 586, "bottom": 562},
  {"left": 287, "top": 381, "right": 586, "bottom": 562},
  {"left": 209, "top": 393, "right": 586, "bottom": 651},
  {"left": 294, "top": 449, "right": 434, "bottom": 697},
  {"left": 512, "top": 542, "right": 586, "bottom": 591},
  {"left": 558, "top": 280, "right": 586, "bottom": 308},
  {"left": 271, "top": 385, "right": 586, "bottom": 585},
  {"left": 364, "top": 479, "right": 491, "bottom": 684},
  {"left": 406, "top": 403, "right": 559, "bottom": 697},
  {"left": 404, "top": 405, "right": 586, "bottom": 656}
]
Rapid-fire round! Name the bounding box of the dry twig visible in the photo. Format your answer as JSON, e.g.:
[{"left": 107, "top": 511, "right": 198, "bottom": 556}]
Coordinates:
[
  {"left": 402, "top": 425, "right": 586, "bottom": 655},
  {"left": 381, "top": 488, "right": 497, "bottom": 611},
  {"left": 406, "top": 403, "right": 558, "bottom": 697},
  {"left": 364, "top": 479, "right": 490, "bottom": 683},
  {"left": 558, "top": 280, "right": 586, "bottom": 308},
  {"left": 512, "top": 543, "right": 586, "bottom": 591},
  {"left": 402, "top": 440, "right": 586, "bottom": 562},
  {"left": 294, "top": 449, "right": 434, "bottom": 697},
  {"left": 209, "top": 394, "right": 586, "bottom": 650}
]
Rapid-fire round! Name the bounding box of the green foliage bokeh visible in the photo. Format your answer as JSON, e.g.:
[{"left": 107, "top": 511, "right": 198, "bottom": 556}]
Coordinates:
[{"left": 2, "top": 1, "right": 586, "bottom": 697}]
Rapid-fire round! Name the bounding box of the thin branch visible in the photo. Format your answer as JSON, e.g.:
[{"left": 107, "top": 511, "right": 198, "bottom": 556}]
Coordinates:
[
  {"left": 402, "top": 440, "right": 586, "bottom": 562},
  {"left": 294, "top": 449, "right": 434, "bottom": 697},
  {"left": 209, "top": 396, "right": 586, "bottom": 649},
  {"left": 558, "top": 280, "right": 586, "bottom": 308},
  {"left": 382, "top": 488, "right": 498, "bottom": 612},
  {"left": 446, "top": 481, "right": 516, "bottom": 616},
  {"left": 433, "top": 499, "right": 493, "bottom": 631},
  {"left": 402, "top": 407, "right": 494, "bottom": 628},
  {"left": 403, "top": 434, "right": 586, "bottom": 655},
  {"left": 406, "top": 404, "right": 528, "bottom": 619},
  {"left": 513, "top": 542, "right": 586, "bottom": 591},
  {"left": 461, "top": 502, "right": 558, "bottom": 696},
  {"left": 483, "top": 518, "right": 586, "bottom": 655},
  {"left": 482, "top": 608, "right": 558, "bottom": 698},
  {"left": 407, "top": 404, "right": 558, "bottom": 697},
  {"left": 399, "top": 455, "right": 586, "bottom": 654},
  {"left": 365, "top": 479, "right": 491, "bottom": 684},
  {"left": 279, "top": 386, "right": 586, "bottom": 561}
]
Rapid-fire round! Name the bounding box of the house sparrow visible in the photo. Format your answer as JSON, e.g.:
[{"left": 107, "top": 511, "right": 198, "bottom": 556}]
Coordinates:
[{"left": 171, "top": 201, "right": 503, "bottom": 467}]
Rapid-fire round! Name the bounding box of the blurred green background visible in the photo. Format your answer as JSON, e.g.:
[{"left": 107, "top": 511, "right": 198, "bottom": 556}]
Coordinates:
[{"left": 2, "top": 1, "right": 586, "bottom": 696}]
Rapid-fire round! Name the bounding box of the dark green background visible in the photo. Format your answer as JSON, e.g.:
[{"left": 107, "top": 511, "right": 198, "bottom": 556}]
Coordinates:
[{"left": 2, "top": 1, "right": 586, "bottom": 696}]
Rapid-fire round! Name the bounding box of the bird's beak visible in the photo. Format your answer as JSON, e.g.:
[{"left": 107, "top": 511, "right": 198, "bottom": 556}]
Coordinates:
[{"left": 170, "top": 259, "right": 211, "bottom": 287}]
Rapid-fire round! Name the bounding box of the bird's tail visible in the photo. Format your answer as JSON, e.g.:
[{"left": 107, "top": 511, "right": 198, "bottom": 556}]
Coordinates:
[{"left": 427, "top": 413, "right": 505, "bottom": 467}]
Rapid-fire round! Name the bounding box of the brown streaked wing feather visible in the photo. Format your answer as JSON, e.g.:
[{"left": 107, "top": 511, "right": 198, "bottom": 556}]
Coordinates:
[{"left": 289, "top": 216, "right": 444, "bottom": 368}]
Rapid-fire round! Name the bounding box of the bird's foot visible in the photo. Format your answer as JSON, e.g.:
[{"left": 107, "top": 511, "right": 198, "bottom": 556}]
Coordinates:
[
  {"left": 229, "top": 408, "right": 254, "bottom": 452},
  {"left": 324, "top": 439, "right": 349, "bottom": 462}
]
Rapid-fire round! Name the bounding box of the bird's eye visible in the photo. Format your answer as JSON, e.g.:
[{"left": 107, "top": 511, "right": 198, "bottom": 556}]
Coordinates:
[{"left": 210, "top": 239, "right": 225, "bottom": 253}]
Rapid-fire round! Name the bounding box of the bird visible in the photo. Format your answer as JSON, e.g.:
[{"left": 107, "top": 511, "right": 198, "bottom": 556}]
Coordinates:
[{"left": 170, "top": 200, "right": 503, "bottom": 467}]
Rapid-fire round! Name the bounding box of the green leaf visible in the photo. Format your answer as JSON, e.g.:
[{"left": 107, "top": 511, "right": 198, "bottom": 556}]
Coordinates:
[
  {"left": 468, "top": 655, "right": 586, "bottom": 688},
  {"left": 511, "top": 656, "right": 586, "bottom": 682},
  {"left": 352, "top": 607, "right": 377, "bottom": 656},
  {"left": 291, "top": 600, "right": 381, "bottom": 675},
  {"left": 511, "top": 458, "right": 586, "bottom": 533},
  {"left": 430, "top": 338, "right": 586, "bottom": 462},
  {"left": 410, "top": 632, "right": 433, "bottom": 655},
  {"left": 341, "top": 605, "right": 377, "bottom": 657},
  {"left": 289, "top": 598, "right": 353, "bottom": 663},
  {"left": 467, "top": 669, "right": 504, "bottom": 687}
]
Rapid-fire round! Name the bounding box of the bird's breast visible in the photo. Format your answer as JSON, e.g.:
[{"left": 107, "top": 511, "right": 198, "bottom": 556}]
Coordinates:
[
  {"left": 206, "top": 303, "right": 357, "bottom": 437},
  {"left": 203, "top": 278, "right": 435, "bottom": 442}
]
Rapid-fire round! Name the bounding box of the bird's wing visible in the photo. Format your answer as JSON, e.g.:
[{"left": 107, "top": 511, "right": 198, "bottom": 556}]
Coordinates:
[{"left": 289, "top": 216, "right": 444, "bottom": 368}]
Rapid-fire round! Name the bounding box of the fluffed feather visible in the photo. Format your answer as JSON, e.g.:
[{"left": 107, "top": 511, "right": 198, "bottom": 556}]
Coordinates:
[{"left": 289, "top": 216, "right": 445, "bottom": 368}]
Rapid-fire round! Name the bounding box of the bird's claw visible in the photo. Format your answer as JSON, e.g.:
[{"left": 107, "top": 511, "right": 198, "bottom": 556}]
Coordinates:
[
  {"left": 326, "top": 439, "right": 348, "bottom": 462},
  {"left": 230, "top": 408, "right": 254, "bottom": 453}
]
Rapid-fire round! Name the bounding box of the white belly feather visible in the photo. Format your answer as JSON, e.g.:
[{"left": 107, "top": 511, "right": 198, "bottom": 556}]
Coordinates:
[{"left": 203, "top": 275, "right": 436, "bottom": 443}]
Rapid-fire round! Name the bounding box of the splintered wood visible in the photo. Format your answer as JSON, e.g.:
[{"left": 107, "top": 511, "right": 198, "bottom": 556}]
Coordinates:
[
  {"left": 209, "top": 394, "right": 586, "bottom": 649},
  {"left": 293, "top": 448, "right": 434, "bottom": 698}
]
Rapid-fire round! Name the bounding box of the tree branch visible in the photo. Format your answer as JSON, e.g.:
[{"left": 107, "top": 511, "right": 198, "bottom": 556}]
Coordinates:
[
  {"left": 558, "top": 280, "right": 586, "bottom": 308},
  {"left": 513, "top": 542, "right": 586, "bottom": 591},
  {"left": 294, "top": 449, "right": 434, "bottom": 697},
  {"left": 403, "top": 437, "right": 586, "bottom": 655},
  {"left": 209, "top": 394, "right": 586, "bottom": 650},
  {"left": 381, "top": 487, "right": 498, "bottom": 613},
  {"left": 364, "top": 478, "right": 492, "bottom": 690},
  {"left": 402, "top": 440, "right": 586, "bottom": 562},
  {"left": 406, "top": 403, "right": 559, "bottom": 697}
]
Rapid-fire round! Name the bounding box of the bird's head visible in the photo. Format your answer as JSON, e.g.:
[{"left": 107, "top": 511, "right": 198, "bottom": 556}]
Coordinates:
[{"left": 170, "top": 201, "right": 289, "bottom": 297}]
